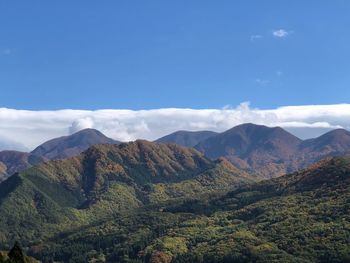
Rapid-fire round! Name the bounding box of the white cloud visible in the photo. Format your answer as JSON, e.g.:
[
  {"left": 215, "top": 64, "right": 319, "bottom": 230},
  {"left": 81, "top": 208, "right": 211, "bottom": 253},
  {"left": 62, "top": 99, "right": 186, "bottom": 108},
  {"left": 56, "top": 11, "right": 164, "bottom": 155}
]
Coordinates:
[
  {"left": 255, "top": 79, "right": 270, "bottom": 86},
  {"left": 272, "top": 29, "right": 289, "bottom": 38},
  {"left": 0, "top": 134, "right": 29, "bottom": 152},
  {"left": 0, "top": 103, "right": 349, "bottom": 151},
  {"left": 69, "top": 117, "right": 94, "bottom": 134},
  {"left": 250, "top": 35, "right": 263, "bottom": 42}
]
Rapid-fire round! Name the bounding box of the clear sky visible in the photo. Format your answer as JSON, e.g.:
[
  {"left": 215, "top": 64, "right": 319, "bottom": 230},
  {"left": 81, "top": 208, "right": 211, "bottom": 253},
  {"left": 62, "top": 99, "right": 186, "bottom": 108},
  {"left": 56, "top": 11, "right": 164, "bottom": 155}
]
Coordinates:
[{"left": 1, "top": 1, "right": 350, "bottom": 110}]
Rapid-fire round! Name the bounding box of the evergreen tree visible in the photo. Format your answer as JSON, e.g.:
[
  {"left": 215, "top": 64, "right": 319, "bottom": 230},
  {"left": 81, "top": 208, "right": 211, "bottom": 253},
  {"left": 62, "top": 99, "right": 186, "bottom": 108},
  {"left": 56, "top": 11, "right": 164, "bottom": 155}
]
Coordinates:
[{"left": 8, "top": 242, "right": 25, "bottom": 263}]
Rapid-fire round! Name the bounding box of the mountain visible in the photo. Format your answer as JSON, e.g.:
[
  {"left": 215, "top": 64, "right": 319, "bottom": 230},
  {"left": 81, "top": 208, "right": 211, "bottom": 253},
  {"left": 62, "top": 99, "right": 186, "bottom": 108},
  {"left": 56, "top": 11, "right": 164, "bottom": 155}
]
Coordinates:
[
  {"left": 31, "top": 128, "right": 120, "bottom": 160},
  {"left": 0, "top": 151, "right": 45, "bottom": 182},
  {"left": 27, "top": 156, "right": 350, "bottom": 263},
  {"left": 194, "top": 123, "right": 350, "bottom": 178},
  {"left": 1, "top": 126, "right": 350, "bottom": 262},
  {"left": 3, "top": 125, "right": 350, "bottom": 182},
  {"left": 0, "top": 140, "right": 253, "bottom": 251},
  {"left": 0, "top": 139, "right": 349, "bottom": 262},
  {"left": 0, "top": 129, "right": 120, "bottom": 181},
  {"left": 155, "top": 130, "right": 218, "bottom": 147},
  {"left": 138, "top": 156, "right": 350, "bottom": 262},
  {"left": 298, "top": 129, "right": 350, "bottom": 165},
  {"left": 195, "top": 123, "right": 302, "bottom": 178}
]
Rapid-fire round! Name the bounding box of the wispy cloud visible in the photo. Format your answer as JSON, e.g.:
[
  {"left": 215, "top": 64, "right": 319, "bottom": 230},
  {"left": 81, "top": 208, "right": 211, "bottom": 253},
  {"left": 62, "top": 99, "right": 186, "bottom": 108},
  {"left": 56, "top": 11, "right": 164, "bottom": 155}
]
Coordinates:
[
  {"left": 272, "top": 29, "right": 290, "bottom": 38},
  {"left": 255, "top": 79, "right": 270, "bottom": 86},
  {"left": 0, "top": 104, "right": 349, "bottom": 151},
  {"left": 250, "top": 34, "right": 263, "bottom": 42},
  {"left": 1, "top": 48, "right": 14, "bottom": 56}
]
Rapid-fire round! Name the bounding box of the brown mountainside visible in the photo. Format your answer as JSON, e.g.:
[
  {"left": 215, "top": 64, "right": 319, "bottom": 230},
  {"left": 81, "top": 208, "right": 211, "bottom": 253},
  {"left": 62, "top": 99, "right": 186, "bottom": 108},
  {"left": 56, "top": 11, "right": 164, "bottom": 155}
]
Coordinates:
[
  {"left": 19, "top": 140, "right": 252, "bottom": 208},
  {"left": 31, "top": 128, "right": 120, "bottom": 160},
  {"left": 195, "top": 123, "right": 302, "bottom": 178},
  {"left": 0, "top": 151, "right": 45, "bottom": 181},
  {"left": 155, "top": 130, "right": 218, "bottom": 147},
  {"left": 0, "top": 129, "right": 121, "bottom": 181},
  {"left": 195, "top": 123, "right": 350, "bottom": 178}
]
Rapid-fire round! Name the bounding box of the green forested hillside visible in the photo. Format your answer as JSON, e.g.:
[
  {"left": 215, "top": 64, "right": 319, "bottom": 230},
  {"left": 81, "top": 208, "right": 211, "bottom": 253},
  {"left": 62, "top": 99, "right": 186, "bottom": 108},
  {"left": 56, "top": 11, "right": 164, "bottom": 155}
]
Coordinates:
[
  {"left": 0, "top": 141, "right": 254, "bottom": 262},
  {"left": 29, "top": 157, "right": 350, "bottom": 262},
  {"left": 153, "top": 157, "right": 350, "bottom": 262},
  {"left": 0, "top": 141, "right": 349, "bottom": 262}
]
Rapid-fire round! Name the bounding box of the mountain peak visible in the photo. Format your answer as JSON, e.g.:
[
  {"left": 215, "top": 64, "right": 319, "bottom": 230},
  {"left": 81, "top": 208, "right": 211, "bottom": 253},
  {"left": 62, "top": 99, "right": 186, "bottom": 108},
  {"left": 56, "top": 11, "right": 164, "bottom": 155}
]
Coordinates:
[
  {"left": 155, "top": 130, "right": 218, "bottom": 147},
  {"left": 18, "top": 140, "right": 218, "bottom": 208},
  {"left": 229, "top": 122, "right": 270, "bottom": 130},
  {"left": 317, "top": 128, "right": 350, "bottom": 139},
  {"left": 196, "top": 124, "right": 301, "bottom": 157},
  {"left": 194, "top": 123, "right": 302, "bottom": 178},
  {"left": 31, "top": 128, "right": 120, "bottom": 160},
  {"left": 71, "top": 128, "right": 104, "bottom": 135},
  {"left": 226, "top": 123, "right": 300, "bottom": 139},
  {"left": 300, "top": 128, "right": 350, "bottom": 153}
]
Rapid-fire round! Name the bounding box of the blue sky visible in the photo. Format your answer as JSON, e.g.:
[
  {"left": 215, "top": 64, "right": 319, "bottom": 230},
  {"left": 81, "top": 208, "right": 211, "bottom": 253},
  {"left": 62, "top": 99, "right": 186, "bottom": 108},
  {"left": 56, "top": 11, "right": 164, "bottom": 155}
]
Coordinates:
[{"left": 1, "top": 1, "right": 350, "bottom": 110}]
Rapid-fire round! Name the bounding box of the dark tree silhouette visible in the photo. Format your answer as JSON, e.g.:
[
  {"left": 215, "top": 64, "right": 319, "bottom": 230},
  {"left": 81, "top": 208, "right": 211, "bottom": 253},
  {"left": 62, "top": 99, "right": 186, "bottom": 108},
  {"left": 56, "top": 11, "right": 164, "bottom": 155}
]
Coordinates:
[{"left": 8, "top": 242, "right": 25, "bottom": 263}]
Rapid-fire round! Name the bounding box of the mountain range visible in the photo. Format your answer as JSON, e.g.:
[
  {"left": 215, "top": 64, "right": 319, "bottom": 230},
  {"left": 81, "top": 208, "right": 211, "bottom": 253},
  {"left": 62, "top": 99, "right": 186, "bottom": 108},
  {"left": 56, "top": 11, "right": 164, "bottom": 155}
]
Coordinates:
[
  {"left": 0, "top": 129, "right": 120, "bottom": 181},
  {"left": 2, "top": 124, "right": 350, "bottom": 182},
  {"left": 0, "top": 141, "right": 253, "bottom": 251},
  {"left": 0, "top": 142, "right": 347, "bottom": 262},
  {"left": 159, "top": 123, "right": 350, "bottom": 178}
]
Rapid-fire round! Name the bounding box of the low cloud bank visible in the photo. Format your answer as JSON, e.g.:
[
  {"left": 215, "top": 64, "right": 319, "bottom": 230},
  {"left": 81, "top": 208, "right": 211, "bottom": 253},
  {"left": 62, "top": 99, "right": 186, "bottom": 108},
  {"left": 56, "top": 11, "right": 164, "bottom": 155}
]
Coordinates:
[{"left": 0, "top": 103, "right": 349, "bottom": 151}]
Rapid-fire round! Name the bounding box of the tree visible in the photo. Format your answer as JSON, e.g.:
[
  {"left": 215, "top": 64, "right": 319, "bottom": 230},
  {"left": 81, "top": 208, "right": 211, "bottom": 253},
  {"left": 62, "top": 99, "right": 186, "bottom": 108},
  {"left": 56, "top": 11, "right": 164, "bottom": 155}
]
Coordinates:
[{"left": 8, "top": 242, "right": 25, "bottom": 263}]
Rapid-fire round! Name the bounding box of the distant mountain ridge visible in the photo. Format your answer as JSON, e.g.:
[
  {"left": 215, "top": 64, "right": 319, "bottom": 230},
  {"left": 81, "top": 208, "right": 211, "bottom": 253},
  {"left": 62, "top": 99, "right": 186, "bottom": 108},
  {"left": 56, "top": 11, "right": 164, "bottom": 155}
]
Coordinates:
[
  {"left": 155, "top": 130, "right": 218, "bottom": 147},
  {"left": 0, "top": 129, "right": 120, "bottom": 180},
  {"left": 1, "top": 124, "right": 350, "bottom": 181},
  {"left": 191, "top": 123, "right": 350, "bottom": 178},
  {"left": 31, "top": 128, "right": 120, "bottom": 160},
  {"left": 156, "top": 124, "right": 350, "bottom": 178},
  {"left": 0, "top": 151, "right": 46, "bottom": 181},
  {"left": 193, "top": 123, "right": 350, "bottom": 178}
]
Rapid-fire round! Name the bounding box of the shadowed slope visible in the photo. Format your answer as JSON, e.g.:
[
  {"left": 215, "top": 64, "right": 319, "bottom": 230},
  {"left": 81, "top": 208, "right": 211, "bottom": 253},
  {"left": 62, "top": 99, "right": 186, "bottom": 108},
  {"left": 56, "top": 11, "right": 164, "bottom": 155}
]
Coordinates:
[{"left": 0, "top": 151, "right": 45, "bottom": 181}]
